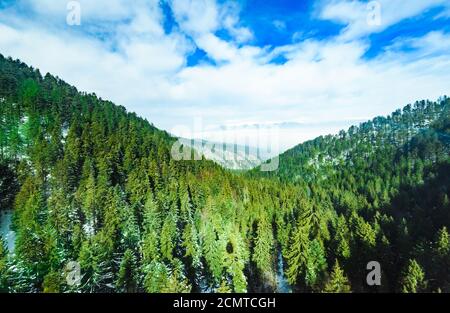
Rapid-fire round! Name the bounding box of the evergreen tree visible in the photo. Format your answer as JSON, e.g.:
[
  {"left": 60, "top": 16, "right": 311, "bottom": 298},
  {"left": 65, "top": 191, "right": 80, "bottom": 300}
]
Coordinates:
[
  {"left": 400, "top": 259, "right": 427, "bottom": 293},
  {"left": 435, "top": 227, "right": 450, "bottom": 256},
  {"left": 42, "top": 271, "right": 62, "bottom": 293},
  {"left": 0, "top": 237, "right": 9, "bottom": 292},
  {"left": 323, "top": 260, "right": 351, "bottom": 293},
  {"left": 305, "top": 239, "right": 327, "bottom": 289},
  {"left": 285, "top": 219, "right": 310, "bottom": 286},
  {"left": 116, "top": 249, "right": 138, "bottom": 293},
  {"left": 252, "top": 215, "right": 275, "bottom": 279}
]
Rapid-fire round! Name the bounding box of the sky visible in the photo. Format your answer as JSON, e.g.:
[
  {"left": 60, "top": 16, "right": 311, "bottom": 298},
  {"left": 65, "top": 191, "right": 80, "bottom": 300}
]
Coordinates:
[{"left": 1, "top": 0, "right": 450, "bottom": 152}]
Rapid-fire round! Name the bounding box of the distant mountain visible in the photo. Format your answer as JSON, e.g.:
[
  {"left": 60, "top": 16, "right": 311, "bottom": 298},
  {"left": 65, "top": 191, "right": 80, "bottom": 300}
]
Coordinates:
[
  {"left": 189, "top": 120, "right": 365, "bottom": 156},
  {"left": 178, "top": 138, "right": 275, "bottom": 170}
]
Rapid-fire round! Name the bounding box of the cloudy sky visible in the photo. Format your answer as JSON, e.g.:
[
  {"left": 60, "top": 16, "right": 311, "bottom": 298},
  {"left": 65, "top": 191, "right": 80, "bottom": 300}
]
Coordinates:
[{"left": 1, "top": 0, "right": 450, "bottom": 152}]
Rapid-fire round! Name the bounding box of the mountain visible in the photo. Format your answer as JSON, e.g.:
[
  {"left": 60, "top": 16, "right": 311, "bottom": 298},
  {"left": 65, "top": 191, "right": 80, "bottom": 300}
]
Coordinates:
[
  {"left": 0, "top": 54, "right": 449, "bottom": 293},
  {"left": 257, "top": 98, "right": 450, "bottom": 182},
  {"left": 253, "top": 97, "right": 450, "bottom": 291},
  {"left": 178, "top": 138, "right": 274, "bottom": 170}
]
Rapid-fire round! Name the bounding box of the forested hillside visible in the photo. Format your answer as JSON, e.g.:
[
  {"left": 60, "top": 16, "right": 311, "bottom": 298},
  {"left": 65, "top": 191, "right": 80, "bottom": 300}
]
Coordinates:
[
  {"left": 0, "top": 54, "right": 449, "bottom": 293},
  {"left": 0, "top": 54, "right": 297, "bottom": 293},
  {"left": 254, "top": 96, "right": 450, "bottom": 292}
]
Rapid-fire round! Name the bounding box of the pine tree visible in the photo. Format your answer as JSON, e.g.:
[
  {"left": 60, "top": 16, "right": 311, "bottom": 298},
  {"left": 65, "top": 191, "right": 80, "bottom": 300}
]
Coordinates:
[
  {"left": 435, "top": 227, "right": 450, "bottom": 256},
  {"left": 216, "top": 279, "right": 232, "bottom": 293},
  {"left": 161, "top": 259, "right": 191, "bottom": 293},
  {"left": 252, "top": 215, "right": 274, "bottom": 278},
  {"left": 201, "top": 218, "right": 224, "bottom": 283},
  {"left": 432, "top": 227, "right": 450, "bottom": 291},
  {"left": 78, "top": 234, "right": 115, "bottom": 292},
  {"left": 116, "top": 249, "right": 137, "bottom": 293},
  {"left": 141, "top": 196, "right": 161, "bottom": 264},
  {"left": 333, "top": 215, "right": 351, "bottom": 260},
  {"left": 323, "top": 260, "right": 351, "bottom": 293},
  {"left": 14, "top": 177, "right": 48, "bottom": 283},
  {"left": 182, "top": 221, "right": 202, "bottom": 270},
  {"left": 305, "top": 239, "right": 327, "bottom": 289},
  {"left": 400, "top": 259, "right": 427, "bottom": 293},
  {"left": 143, "top": 260, "right": 169, "bottom": 293},
  {"left": 285, "top": 219, "right": 310, "bottom": 285},
  {"left": 160, "top": 212, "right": 178, "bottom": 261},
  {"left": 0, "top": 237, "right": 9, "bottom": 292},
  {"left": 42, "top": 271, "right": 62, "bottom": 293},
  {"left": 224, "top": 229, "right": 249, "bottom": 293}
]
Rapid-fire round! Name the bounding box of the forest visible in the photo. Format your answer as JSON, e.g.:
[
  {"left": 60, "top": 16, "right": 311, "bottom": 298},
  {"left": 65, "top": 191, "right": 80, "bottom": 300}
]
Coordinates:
[{"left": 0, "top": 54, "right": 449, "bottom": 293}]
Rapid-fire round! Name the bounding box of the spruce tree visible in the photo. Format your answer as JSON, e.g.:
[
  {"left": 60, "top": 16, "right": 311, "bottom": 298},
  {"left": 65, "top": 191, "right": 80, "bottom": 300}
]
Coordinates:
[
  {"left": 285, "top": 219, "right": 310, "bottom": 285},
  {"left": 0, "top": 237, "right": 9, "bottom": 292},
  {"left": 400, "top": 259, "right": 427, "bottom": 293},
  {"left": 323, "top": 260, "right": 351, "bottom": 293}
]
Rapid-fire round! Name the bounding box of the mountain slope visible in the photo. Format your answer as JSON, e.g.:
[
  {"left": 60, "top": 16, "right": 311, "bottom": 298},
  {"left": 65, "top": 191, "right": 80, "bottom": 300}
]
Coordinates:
[
  {"left": 254, "top": 98, "right": 450, "bottom": 291},
  {"left": 0, "top": 54, "right": 279, "bottom": 293},
  {"left": 178, "top": 138, "right": 274, "bottom": 170},
  {"left": 256, "top": 98, "right": 450, "bottom": 182}
]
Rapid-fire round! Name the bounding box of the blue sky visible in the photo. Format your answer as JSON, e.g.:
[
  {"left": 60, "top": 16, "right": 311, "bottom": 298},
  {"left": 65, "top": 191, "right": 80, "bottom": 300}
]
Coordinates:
[{"left": 1, "top": 0, "right": 450, "bottom": 151}]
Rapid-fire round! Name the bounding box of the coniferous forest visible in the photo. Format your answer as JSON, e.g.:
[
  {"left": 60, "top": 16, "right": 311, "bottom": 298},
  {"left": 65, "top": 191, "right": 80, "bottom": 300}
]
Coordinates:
[{"left": 0, "top": 54, "right": 449, "bottom": 293}]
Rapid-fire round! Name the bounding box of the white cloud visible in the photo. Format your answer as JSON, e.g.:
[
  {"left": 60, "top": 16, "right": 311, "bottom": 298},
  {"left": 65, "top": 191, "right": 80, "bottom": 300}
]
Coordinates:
[
  {"left": 169, "top": 0, "right": 219, "bottom": 35},
  {"left": 388, "top": 31, "right": 450, "bottom": 56},
  {"left": 0, "top": 0, "right": 449, "bottom": 152},
  {"left": 21, "top": 0, "right": 141, "bottom": 21},
  {"left": 220, "top": 2, "right": 253, "bottom": 43},
  {"left": 169, "top": 0, "right": 253, "bottom": 62},
  {"left": 319, "top": 0, "right": 449, "bottom": 41},
  {"left": 148, "top": 32, "right": 450, "bottom": 151},
  {"left": 195, "top": 33, "right": 238, "bottom": 61}
]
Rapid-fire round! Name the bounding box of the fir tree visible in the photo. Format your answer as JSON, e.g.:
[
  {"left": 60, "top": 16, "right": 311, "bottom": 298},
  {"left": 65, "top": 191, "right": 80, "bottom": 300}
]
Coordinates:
[
  {"left": 323, "top": 260, "right": 351, "bottom": 293},
  {"left": 400, "top": 259, "right": 427, "bottom": 293}
]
